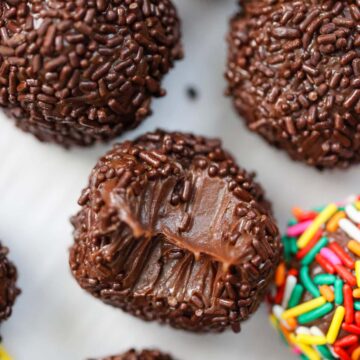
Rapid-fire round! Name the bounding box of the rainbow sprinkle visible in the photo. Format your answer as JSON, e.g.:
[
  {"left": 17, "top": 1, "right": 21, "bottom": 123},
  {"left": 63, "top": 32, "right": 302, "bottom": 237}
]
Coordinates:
[{"left": 270, "top": 196, "right": 360, "bottom": 360}]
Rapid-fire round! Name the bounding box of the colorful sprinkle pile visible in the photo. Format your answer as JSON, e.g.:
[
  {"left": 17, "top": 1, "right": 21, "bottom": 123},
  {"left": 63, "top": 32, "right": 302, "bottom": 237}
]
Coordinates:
[{"left": 269, "top": 196, "right": 360, "bottom": 360}]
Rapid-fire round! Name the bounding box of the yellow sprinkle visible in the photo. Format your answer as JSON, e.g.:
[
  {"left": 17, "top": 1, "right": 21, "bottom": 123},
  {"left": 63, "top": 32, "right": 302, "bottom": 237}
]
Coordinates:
[
  {"left": 269, "top": 314, "right": 278, "bottom": 329},
  {"left": 297, "top": 204, "right": 338, "bottom": 249},
  {"left": 0, "top": 345, "right": 12, "bottom": 360},
  {"left": 289, "top": 335, "right": 321, "bottom": 360},
  {"left": 327, "top": 306, "right": 345, "bottom": 344},
  {"left": 282, "top": 297, "right": 326, "bottom": 320},
  {"left": 296, "top": 334, "right": 327, "bottom": 345},
  {"left": 353, "top": 289, "right": 360, "bottom": 298},
  {"left": 356, "top": 201, "right": 360, "bottom": 210},
  {"left": 356, "top": 261, "right": 360, "bottom": 288},
  {"left": 349, "top": 240, "right": 360, "bottom": 257}
]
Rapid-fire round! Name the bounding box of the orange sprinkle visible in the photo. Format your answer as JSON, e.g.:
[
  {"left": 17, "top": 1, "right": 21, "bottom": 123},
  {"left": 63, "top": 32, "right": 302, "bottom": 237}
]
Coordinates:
[
  {"left": 352, "top": 346, "right": 360, "bottom": 360},
  {"left": 326, "top": 211, "right": 346, "bottom": 232},
  {"left": 275, "top": 262, "right": 286, "bottom": 287},
  {"left": 354, "top": 289, "right": 360, "bottom": 299},
  {"left": 349, "top": 240, "right": 360, "bottom": 257},
  {"left": 286, "top": 317, "right": 297, "bottom": 330},
  {"left": 279, "top": 323, "right": 292, "bottom": 345},
  {"left": 320, "top": 285, "right": 335, "bottom": 302}
]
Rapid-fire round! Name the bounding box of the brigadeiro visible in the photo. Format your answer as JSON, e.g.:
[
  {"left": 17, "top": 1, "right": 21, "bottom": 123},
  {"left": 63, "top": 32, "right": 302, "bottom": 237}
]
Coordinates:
[
  {"left": 226, "top": 1, "right": 360, "bottom": 169},
  {"left": 0, "top": 1, "right": 182, "bottom": 147},
  {"left": 70, "top": 129, "right": 281, "bottom": 333},
  {"left": 0, "top": 242, "right": 20, "bottom": 323},
  {"left": 90, "top": 349, "right": 173, "bottom": 360},
  {"left": 269, "top": 195, "right": 360, "bottom": 359}
]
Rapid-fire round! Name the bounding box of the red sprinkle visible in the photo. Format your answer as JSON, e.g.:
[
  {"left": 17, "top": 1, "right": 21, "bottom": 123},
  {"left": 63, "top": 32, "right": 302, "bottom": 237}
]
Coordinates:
[
  {"left": 335, "top": 264, "right": 357, "bottom": 286},
  {"left": 356, "top": 312, "right": 360, "bottom": 327},
  {"left": 334, "top": 346, "right": 352, "bottom": 360},
  {"left": 293, "top": 208, "right": 318, "bottom": 222},
  {"left": 334, "top": 334, "right": 358, "bottom": 348},
  {"left": 342, "top": 323, "right": 360, "bottom": 335},
  {"left": 315, "top": 253, "right": 336, "bottom": 274},
  {"left": 274, "top": 284, "right": 285, "bottom": 304},
  {"left": 329, "top": 242, "right": 355, "bottom": 269},
  {"left": 344, "top": 284, "right": 355, "bottom": 324},
  {"left": 296, "top": 230, "right": 322, "bottom": 259}
]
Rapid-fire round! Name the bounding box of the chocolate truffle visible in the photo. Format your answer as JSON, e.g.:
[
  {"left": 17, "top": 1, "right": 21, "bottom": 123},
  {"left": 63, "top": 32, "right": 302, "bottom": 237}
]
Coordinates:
[
  {"left": 70, "top": 129, "right": 281, "bottom": 333},
  {"left": 226, "top": 1, "right": 360, "bottom": 169},
  {"left": 0, "top": 1, "right": 182, "bottom": 147},
  {"left": 269, "top": 196, "right": 360, "bottom": 359},
  {"left": 90, "top": 349, "right": 173, "bottom": 360},
  {"left": 0, "top": 243, "right": 20, "bottom": 322}
]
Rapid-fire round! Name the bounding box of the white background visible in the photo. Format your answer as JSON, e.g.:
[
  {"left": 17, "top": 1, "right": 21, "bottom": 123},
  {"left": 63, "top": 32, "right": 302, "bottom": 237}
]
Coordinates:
[{"left": 0, "top": 0, "right": 359, "bottom": 359}]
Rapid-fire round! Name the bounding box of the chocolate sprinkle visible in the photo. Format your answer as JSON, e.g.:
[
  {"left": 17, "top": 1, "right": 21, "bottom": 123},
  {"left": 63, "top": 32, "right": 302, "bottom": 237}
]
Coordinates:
[
  {"left": 226, "top": 0, "right": 360, "bottom": 169},
  {"left": 89, "top": 349, "right": 173, "bottom": 360},
  {"left": 0, "top": 242, "right": 20, "bottom": 323},
  {"left": 70, "top": 129, "right": 281, "bottom": 333},
  {"left": 0, "top": 0, "right": 183, "bottom": 147}
]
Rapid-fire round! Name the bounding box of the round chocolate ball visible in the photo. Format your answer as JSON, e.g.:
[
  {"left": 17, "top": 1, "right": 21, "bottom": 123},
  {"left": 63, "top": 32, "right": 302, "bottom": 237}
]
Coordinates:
[
  {"left": 90, "top": 349, "right": 173, "bottom": 360},
  {"left": 0, "top": 242, "right": 20, "bottom": 322},
  {"left": 269, "top": 196, "right": 360, "bottom": 359},
  {"left": 226, "top": 1, "right": 360, "bottom": 169},
  {"left": 70, "top": 130, "right": 281, "bottom": 333},
  {"left": 0, "top": 1, "right": 182, "bottom": 147}
]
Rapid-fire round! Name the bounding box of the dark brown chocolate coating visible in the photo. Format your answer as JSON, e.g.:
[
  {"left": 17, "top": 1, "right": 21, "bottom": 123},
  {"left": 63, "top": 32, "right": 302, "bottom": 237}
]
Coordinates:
[
  {"left": 0, "top": 1, "right": 182, "bottom": 147},
  {"left": 70, "top": 130, "right": 281, "bottom": 333},
  {"left": 90, "top": 349, "right": 173, "bottom": 360},
  {"left": 0, "top": 243, "right": 20, "bottom": 322},
  {"left": 226, "top": 0, "right": 360, "bottom": 169}
]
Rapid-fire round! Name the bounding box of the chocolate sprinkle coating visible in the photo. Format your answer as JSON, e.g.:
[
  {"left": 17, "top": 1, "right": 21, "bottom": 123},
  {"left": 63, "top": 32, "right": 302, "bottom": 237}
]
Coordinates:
[
  {"left": 70, "top": 129, "right": 281, "bottom": 333},
  {"left": 226, "top": 0, "right": 360, "bottom": 169},
  {"left": 0, "top": 242, "right": 20, "bottom": 323},
  {"left": 90, "top": 349, "right": 173, "bottom": 360},
  {"left": 0, "top": 1, "right": 182, "bottom": 147}
]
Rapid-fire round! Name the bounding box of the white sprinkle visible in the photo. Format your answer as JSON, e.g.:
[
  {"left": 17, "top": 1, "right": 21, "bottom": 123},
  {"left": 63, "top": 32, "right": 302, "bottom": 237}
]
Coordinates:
[
  {"left": 339, "top": 218, "right": 360, "bottom": 242},
  {"left": 273, "top": 305, "right": 290, "bottom": 329},
  {"left": 310, "top": 326, "right": 325, "bottom": 337},
  {"left": 296, "top": 326, "right": 311, "bottom": 335},
  {"left": 282, "top": 275, "right": 297, "bottom": 309},
  {"left": 345, "top": 204, "right": 360, "bottom": 224}
]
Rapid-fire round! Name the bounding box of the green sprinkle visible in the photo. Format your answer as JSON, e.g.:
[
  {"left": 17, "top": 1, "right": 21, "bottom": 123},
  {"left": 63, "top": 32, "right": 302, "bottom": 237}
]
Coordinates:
[
  {"left": 313, "top": 274, "right": 336, "bottom": 285},
  {"left": 298, "top": 303, "right": 334, "bottom": 324},
  {"left": 338, "top": 206, "right": 345, "bottom": 212},
  {"left": 301, "top": 237, "right": 328, "bottom": 266},
  {"left": 300, "top": 266, "right": 321, "bottom": 297},
  {"left": 288, "top": 218, "right": 298, "bottom": 226},
  {"left": 354, "top": 302, "right": 360, "bottom": 311},
  {"left": 335, "top": 279, "right": 344, "bottom": 305},
  {"left": 316, "top": 345, "right": 336, "bottom": 359},
  {"left": 282, "top": 236, "right": 292, "bottom": 262},
  {"left": 289, "top": 237, "right": 298, "bottom": 254},
  {"left": 288, "top": 284, "right": 304, "bottom": 308},
  {"left": 300, "top": 354, "right": 309, "bottom": 360}
]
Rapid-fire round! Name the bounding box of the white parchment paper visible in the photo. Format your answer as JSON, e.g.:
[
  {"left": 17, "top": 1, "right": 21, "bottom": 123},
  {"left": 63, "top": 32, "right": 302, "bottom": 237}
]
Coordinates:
[{"left": 1, "top": 0, "right": 359, "bottom": 359}]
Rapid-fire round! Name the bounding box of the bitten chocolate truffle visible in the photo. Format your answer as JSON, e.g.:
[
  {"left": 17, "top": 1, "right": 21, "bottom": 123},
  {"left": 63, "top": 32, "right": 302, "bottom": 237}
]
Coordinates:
[
  {"left": 90, "top": 349, "right": 173, "bottom": 360},
  {"left": 269, "top": 196, "right": 360, "bottom": 359},
  {"left": 0, "top": 243, "right": 20, "bottom": 322},
  {"left": 226, "top": 1, "right": 360, "bottom": 169},
  {"left": 0, "top": 1, "right": 182, "bottom": 147},
  {"left": 70, "top": 130, "right": 281, "bottom": 333}
]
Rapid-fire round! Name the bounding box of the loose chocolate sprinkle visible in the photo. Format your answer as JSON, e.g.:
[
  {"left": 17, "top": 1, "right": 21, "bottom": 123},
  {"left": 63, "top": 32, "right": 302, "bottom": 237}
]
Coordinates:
[
  {"left": 186, "top": 86, "right": 198, "bottom": 100},
  {"left": 226, "top": 0, "right": 360, "bottom": 169},
  {"left": 0, "top": 0, "right": 183, "bottom": 147},
  {"left": 70, "top": 129, "right": 281, "bottom": 333},
  {"left": 89, "top": 349, "right": 173, "bottom": 360},
  {"left": 0, "top": 242, "right": 20, "bottom": 323}
]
